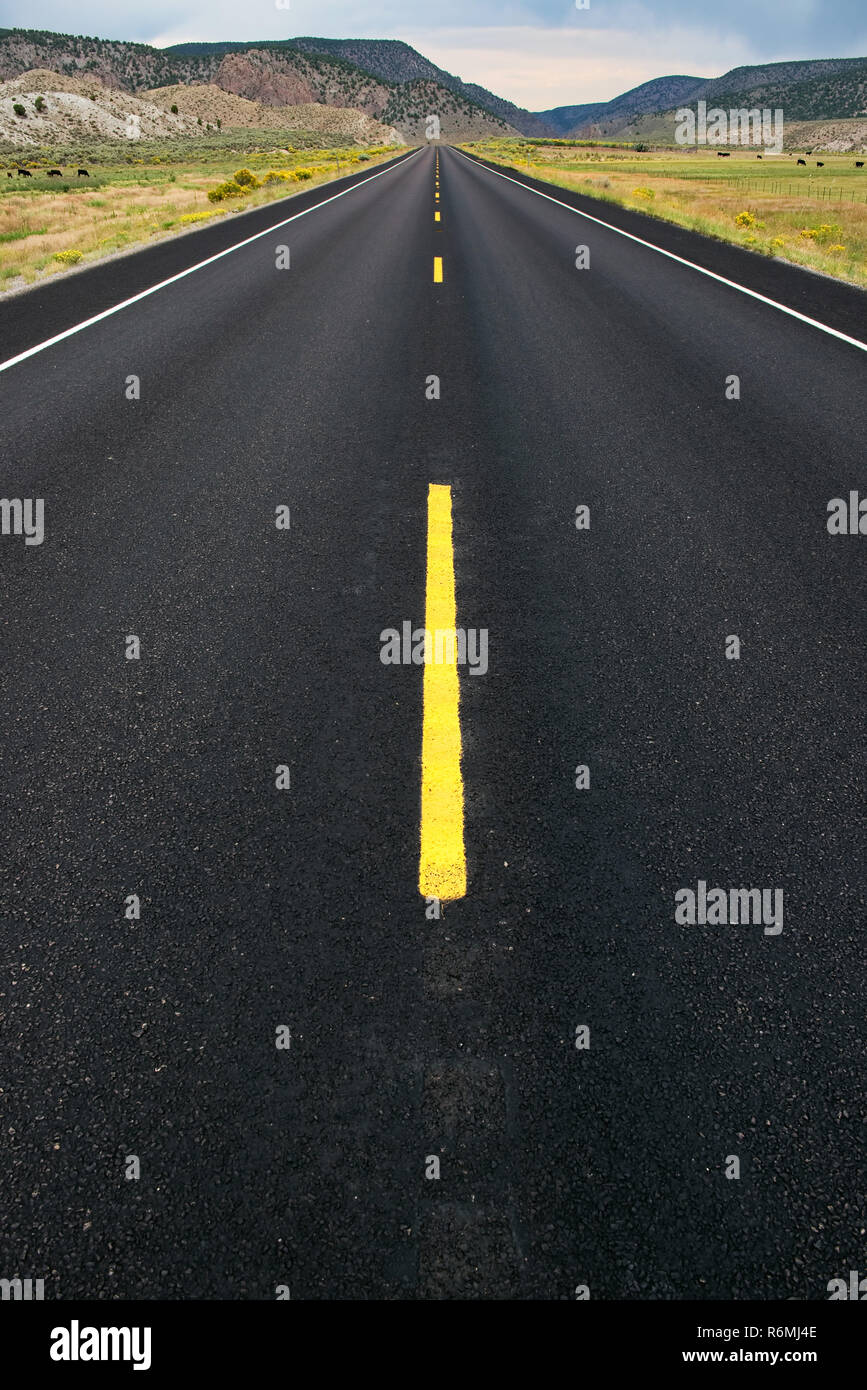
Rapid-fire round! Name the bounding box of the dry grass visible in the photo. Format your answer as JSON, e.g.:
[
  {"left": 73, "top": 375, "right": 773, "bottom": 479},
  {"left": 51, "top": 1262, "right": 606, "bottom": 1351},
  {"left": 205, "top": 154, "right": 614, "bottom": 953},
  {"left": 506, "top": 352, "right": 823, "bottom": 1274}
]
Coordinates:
[
  {"left": 0, "top": 146, "right": 398, "bottom": 293},
  {"left": 464, "top": 141, "right": 867, "bottom": 290}
]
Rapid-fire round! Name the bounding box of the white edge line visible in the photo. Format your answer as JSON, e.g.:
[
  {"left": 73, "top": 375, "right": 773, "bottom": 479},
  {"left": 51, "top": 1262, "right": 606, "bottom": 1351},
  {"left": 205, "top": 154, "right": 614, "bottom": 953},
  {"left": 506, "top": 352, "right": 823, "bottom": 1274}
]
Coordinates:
[
  {"left": 453, "top": 147, "right": 867, "bottom": 354},
  {"left": 0, "top": 148, "right": 422, "bottom": 375}
]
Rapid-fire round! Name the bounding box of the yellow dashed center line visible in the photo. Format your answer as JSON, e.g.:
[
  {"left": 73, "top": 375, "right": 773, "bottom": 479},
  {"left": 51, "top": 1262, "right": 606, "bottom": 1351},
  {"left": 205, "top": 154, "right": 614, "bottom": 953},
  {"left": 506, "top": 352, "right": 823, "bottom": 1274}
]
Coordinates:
[
  {"left": 435, "top": 211, "right": 441, "bottom": 222},
  {"left": 419, "top": 484, "right": 467, "bottom": 900},
  {"left": 433, "top": 256, "right": 443, "bottom": 282}
]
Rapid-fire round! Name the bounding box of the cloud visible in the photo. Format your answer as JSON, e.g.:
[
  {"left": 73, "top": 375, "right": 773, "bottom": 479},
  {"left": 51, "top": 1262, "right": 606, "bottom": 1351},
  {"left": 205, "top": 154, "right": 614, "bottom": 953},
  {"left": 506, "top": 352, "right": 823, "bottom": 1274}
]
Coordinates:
[
  {"left": 3, "top": 0, "right": 866, "bottom": 110},
  {"left": 7, "top": 0, "right": 867, "bottom": 51}
]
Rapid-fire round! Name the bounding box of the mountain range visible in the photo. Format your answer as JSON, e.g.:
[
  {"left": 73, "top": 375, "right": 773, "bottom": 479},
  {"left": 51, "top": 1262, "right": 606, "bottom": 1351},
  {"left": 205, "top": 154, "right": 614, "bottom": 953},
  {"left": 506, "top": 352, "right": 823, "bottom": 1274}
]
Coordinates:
[{"left": 1, "top": 29, "right": 866, "bottom": 142}]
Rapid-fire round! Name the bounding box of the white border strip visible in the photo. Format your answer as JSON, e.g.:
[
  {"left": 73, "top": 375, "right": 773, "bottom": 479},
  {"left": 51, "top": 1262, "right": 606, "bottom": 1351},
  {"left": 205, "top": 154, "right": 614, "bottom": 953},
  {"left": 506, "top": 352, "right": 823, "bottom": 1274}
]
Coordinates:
[
  {"left": 454, "top": 148, "right": 867, "bottom": 354},
  {"left": 0, "top": 149, "right": 421, "bottom": 375}
]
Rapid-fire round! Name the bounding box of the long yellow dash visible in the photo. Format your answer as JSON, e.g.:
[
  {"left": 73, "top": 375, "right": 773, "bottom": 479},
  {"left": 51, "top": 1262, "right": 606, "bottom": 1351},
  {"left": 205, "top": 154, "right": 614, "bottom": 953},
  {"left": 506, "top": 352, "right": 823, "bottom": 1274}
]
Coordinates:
[
  {"left": 419, "top": 484, "right": 466, "bottom": 900},
  {"left": 433, "top": 256, "right": 443, "bottom": 282},
  {"left": 435, "top": 211, "right": 441, "bottom": 222},
  {"left": 435, "top": 192, "right": 440, "bottom": 200}
]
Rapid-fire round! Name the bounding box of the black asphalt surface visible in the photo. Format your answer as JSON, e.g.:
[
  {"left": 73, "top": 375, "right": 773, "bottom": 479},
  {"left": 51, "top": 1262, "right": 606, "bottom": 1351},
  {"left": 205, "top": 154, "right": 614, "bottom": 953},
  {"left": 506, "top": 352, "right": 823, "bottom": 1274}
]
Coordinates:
[{"left": 0, "top": 143, "right": 864, "bottom": 1300}]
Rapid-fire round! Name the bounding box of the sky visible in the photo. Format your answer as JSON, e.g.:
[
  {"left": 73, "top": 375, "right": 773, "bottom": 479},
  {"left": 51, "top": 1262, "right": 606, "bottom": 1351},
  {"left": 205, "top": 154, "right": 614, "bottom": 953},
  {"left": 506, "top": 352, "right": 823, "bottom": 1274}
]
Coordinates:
[{"left": 4, "top": 1, "right": 867, "bottom": 109}]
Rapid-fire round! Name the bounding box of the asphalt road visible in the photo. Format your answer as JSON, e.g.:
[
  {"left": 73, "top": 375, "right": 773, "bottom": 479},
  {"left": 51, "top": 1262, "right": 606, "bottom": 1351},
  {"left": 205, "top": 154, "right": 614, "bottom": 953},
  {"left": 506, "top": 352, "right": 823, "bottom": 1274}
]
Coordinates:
[{"left": 0, "top": 143, "right": 864, "bottom": 1300}]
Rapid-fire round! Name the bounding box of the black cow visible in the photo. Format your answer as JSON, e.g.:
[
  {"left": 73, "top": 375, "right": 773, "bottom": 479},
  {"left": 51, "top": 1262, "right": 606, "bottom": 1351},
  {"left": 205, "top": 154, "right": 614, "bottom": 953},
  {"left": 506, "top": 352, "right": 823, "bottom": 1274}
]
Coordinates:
[
  {"left": 6, "top": 171, "right": 11, "bottom": 178},
  {"left": 717, "top": 151, "right": 731, "bottom": 157},
  {"left": 47, "top": 168, "right": 62, "bottom": 177},
  {"left": 856, "top": 161, "right": 865, "bottom": 168},
  {"left": 77, "top": 168, "right": 89, "bottom": 176},
  {"left": 797, "top": 158, "right": 807, "bottom": 165},
  {"left": 756, "top": 154, "right": 762, "bottom": 159},
  {"left": 17, "top": 168, "right": 31, "bottom": 177},
  {"left": 816, "top": 161, "right": 824, "bottom": 167}
]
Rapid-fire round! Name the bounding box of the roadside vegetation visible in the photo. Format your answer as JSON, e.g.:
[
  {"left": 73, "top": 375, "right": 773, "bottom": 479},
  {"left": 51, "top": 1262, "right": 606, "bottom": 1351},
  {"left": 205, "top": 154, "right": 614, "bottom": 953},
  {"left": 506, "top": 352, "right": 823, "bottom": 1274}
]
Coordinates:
[
  {"left": 0, "top": 137, "right": 400, "bottom": 292},
  {"left": 463, "top": 139, "right": 867, "bottom": 289}
]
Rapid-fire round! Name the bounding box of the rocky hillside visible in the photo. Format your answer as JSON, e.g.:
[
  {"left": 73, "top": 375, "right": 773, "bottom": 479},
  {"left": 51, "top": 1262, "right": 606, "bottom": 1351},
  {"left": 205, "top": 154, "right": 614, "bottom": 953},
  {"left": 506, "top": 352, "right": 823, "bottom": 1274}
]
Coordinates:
[
  {"left": 379, "top": 79, "right": 514, "bottom": 140},
  {"left": 0, "top": 70, "right": 198, "bottom": 145},
  {"left": 781, "top": 117, "right": 867, "bottom": 152},
  {"left": 0, "top": 29, "right": 513, "bottom": 140},
  {"left": 144, "top": 83, "right": 402, "bottom": 144}
]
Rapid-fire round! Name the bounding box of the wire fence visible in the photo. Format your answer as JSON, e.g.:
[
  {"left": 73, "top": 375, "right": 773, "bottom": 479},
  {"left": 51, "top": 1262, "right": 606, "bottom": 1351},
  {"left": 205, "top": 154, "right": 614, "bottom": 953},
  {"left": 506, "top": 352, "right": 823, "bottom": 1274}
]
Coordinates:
[
  {"left": 630, "top": 170, "right": 867, "bottom": 203},
  {"left": 720, "top": 176, "right": 867, "bottom": 204}
]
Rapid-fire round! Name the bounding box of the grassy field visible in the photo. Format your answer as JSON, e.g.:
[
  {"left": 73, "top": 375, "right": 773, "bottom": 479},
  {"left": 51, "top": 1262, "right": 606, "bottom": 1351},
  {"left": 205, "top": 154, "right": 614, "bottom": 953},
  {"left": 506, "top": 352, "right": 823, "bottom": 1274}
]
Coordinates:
[
  {"left": 463, "top": 139, "right": 867, "bottom": 290},
  {"left": 0, "top": 137, "right": 401, "bottom": 293}
]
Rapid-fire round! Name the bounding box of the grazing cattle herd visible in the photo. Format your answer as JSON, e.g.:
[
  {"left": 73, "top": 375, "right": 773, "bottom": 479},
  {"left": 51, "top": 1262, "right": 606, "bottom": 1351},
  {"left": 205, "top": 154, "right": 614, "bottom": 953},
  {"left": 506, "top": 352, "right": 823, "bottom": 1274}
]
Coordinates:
[
  {"left": 6, "top": 166, "right": 88, "bottom": 178},
  {"left": 703, "top": 151, "right": 865, "bottom": 168}
]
